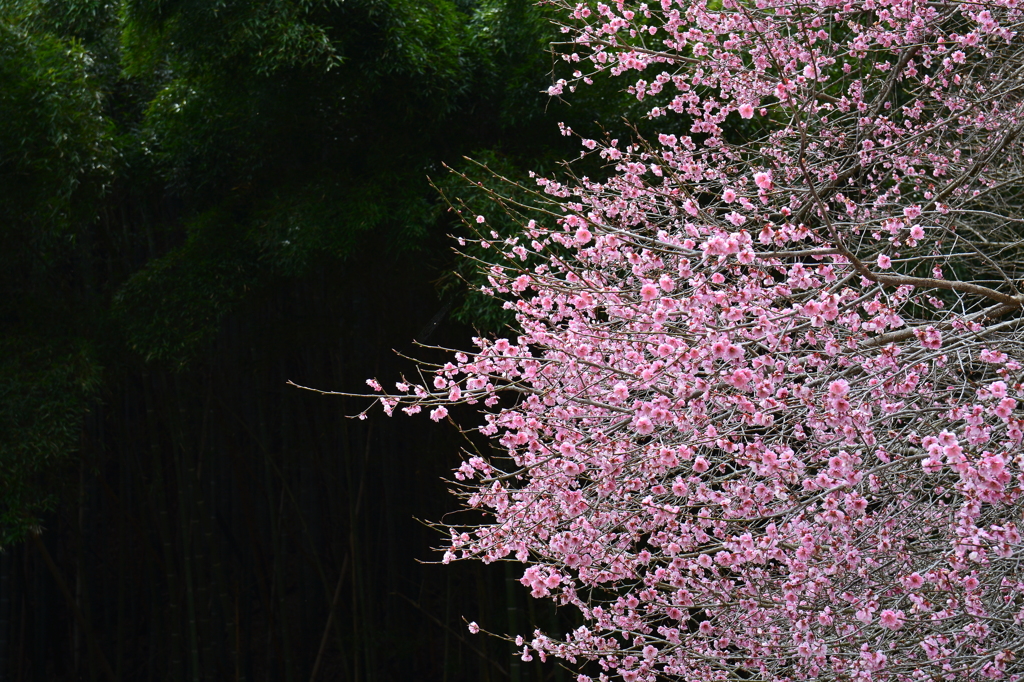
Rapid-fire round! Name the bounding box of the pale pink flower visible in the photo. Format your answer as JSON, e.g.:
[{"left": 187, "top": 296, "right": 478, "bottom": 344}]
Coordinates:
[
  {"left": 994, "top": 397, "right": 1016, "bottom": 419},
  {"left": 879, "top": 609, "right": 905, "bottom": 630},
  {"left": 724, "top": 344, "right": 744, "bottom": 361},
  {"left": 562, "top": 460, "right": 583, "bottom": 475},
  {"left": 828, "top": 379, "right": 849, "bottom": 398},
  {"left": 612, "top": 382, "right": 629, "bottom": 401}
]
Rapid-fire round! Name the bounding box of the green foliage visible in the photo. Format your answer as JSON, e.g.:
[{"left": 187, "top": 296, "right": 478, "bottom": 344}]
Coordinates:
[
  {"left": 108, "top": 0, "right": 576, "bottom": 362},
  {"left": 127, "top": 0, "right": 479, "bottom": 194},
  {"left": 0, "top": 0, "right": 619, "bottom": 543},
  {"left": 251, "top": 170, "right": 438, "bottom": 275},
  {"left": 0, "top": 20, "right": 112, "bottom": 272},
  {"left": 0, "top": 336, "right": 100, "bottom": 547},
  {"left": 114, "top": 209, "right": 264, "bottom": 367},
  {"left": 465, "top": 0, "right": 556, "bottom": 128},
  {"left": 0, "top": 16, "right": 114, "bottom": 543},
  {"left": 120, "top": 0, "right": 344, "bottom": 78}
]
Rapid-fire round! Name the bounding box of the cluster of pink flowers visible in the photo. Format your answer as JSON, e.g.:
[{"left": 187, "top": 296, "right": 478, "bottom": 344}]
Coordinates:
[{"left": 365, "top": 0, "right": 1024, "bottom": 679}]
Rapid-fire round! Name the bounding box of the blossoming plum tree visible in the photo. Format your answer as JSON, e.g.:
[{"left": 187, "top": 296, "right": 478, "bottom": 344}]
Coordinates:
[{"left": 363, "top": 0, "right": 1024, "bottom": 679}]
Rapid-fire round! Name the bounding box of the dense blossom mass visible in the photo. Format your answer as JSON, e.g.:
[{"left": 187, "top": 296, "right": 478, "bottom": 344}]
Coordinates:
[{"left": 365, "top": 0, "right": 1024, "bottom": 679}]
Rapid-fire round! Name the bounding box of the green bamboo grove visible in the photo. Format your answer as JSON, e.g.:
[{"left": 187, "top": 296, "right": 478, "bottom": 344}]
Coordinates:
[{"left": 0, "top": 0, "right": 674, "bottom": 676}]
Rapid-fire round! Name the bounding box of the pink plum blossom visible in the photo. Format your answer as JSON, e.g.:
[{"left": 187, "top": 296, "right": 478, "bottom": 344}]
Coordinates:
[
  {"left": 879, "top": 609, "right": 905, "bottom": 630},
  {"left": 754, "top": 171, "right": 773, "bottom": 190}
]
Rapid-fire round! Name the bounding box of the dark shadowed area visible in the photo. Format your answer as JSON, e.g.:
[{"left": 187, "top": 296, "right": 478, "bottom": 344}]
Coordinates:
[{"left": 0, "top": 0, "right": 620, "bottom": 678}]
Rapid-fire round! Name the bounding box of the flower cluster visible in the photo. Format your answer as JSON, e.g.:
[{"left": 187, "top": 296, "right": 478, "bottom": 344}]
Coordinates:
[{"left": 366, "top": 0, "right": 1024, "bottom": 679}]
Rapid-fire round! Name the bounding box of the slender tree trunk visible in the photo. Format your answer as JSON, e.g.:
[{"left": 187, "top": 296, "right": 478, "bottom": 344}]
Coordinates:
[
  {"left": 30, "top": 534, "right": 116, "bottom": 682},
  {"left": 18, "top": 579, "right": 27, "bottom": 682},
  {"left": 74, "top": 462, "right": 84, "bottom": 680},
  {"left": 200, "top": 455, "right": 234, "bottom": 681},
  {"left": 308, "top": 554, "right": 349, "bottom": 682},
  {"left": 0, "top": 550, "right": 10, "bottom": 682},
  {"left": 115, "top": 436, "right": 128, "bottom": 682},
  {"left": 145, "top": 374, "right": 184, "bottom": 682},
  {"left": 31, "top": 537, "right": 48, "bottom": 680},
  {"left": 176, "top": 442, "right": 201, "bottom": 682}
]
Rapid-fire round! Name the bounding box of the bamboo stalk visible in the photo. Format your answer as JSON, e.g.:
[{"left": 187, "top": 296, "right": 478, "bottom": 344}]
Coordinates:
[
  {"left": 115, "top": 419, "right": 127, "bottom": 682},
  {"left": 188, "top": 381, "right": 218, "bottom": 682},
  {"left": 30, "top": 534, "right": 116, "bottom": 682},
  {"left": 175, "top": 437, "right": 201, "bottom": 682},
  {"left": 443, "top": 572, "right": 451, "bottom": 682},
  {"left": 32, "top": 533, "right": 49, "bottom": 678},
  {"left": 346, "top": 422, "right": 373, "bottom": 682},
  {"left": 144, "top": 374, "right": 184, "bottom": 682},
  {"left": 0, "top": 549, "right": 10, "bottom": 682},
  {"left": 17, "top": 588, "right": 26, "bottom": 682},
  {"left": 169, "top": 378, "right": 202, "bottom": 682},
  {"left": 307, "top": 554, "right": 349, "bottom": 682},
  {"left": 75, "top": 461, "right": 84, "bottom": 679},
  {"left": 200, "top": 456, "right": 235, "bottom": 681},
  {"left": 258, "top": 397, "right": 291, "bottom": 682}
]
